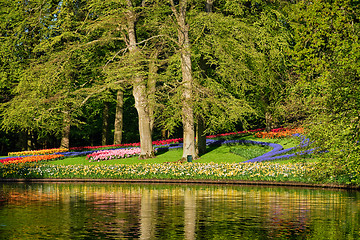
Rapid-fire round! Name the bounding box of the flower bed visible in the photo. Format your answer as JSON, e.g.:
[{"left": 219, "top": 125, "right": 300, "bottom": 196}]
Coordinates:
[
  {"left": 8, "top": 148, "right": 69, "bottom": 157},
  {"left": 254, "top": 127, "right": 304, "bottom": 139},
  {"left": 1, "top": 154, "right": 64, "bottom": 165},
  {"left": 0, "top": 157, "right": 23, "bottom": 164},
  {"left": 69, "top": 139, "right": 184, "bottom": 151},
  {"left": 0, "top": 161, "right": 317, "bottom": 182},
  {"left": 243, "top": 134, "right": 312, "bottom": 162},
  {"left": 86, "top": 148, "right": 142, "bottom": 162},
  {"left": 82, "top": 133, "right": 310, "bottom": 164},
  {"left": 206, "top": 128, "right": 264, "bottom": 138}
]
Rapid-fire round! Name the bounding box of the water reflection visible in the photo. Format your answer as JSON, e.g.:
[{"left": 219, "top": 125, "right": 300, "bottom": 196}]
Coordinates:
[{"left": 0, "top": 182, "right": 359, "bottom": 239}]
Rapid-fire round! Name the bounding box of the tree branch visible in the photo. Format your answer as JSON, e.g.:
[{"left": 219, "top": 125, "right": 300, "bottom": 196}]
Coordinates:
[
  {"left": 103, "top": 34, "right": 178, "bottom": 69},
  {"left": 80, "top": 80, "right": 126, "bottom": 107},
  {"left": 169, "top": 0, "right": 180, "bottom": 22},
  {"left": 75, "top": 10, "right": 91, "bottom": 34},
  {"left": 85, "top": 37, "right": 124, "bottom": 46}
]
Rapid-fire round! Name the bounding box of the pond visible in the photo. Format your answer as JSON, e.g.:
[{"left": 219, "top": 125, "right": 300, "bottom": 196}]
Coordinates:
[{"left": 0, "top": 182, "right": 359, "bottom": 239}]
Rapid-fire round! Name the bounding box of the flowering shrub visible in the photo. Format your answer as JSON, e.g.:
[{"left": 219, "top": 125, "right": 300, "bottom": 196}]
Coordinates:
[
  {"left": 86, "top": 148, "right": 142, "bottom": 162},
  {"left": 254, "top": 127, "right": 304, "bottom": 139},
  {"left": 1, "top": 154, "right": 64, "bottom": 165},
  {"left": 8, "top": 148, "right": 69, "bottom": 156}
]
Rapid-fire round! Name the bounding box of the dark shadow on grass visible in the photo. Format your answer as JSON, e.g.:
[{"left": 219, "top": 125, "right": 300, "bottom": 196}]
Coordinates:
[
  {"left": 198, "top": 144, "right": 223, "bottom": 158},
  {"left": 154, "top": 144, "right": 183, "bottom": 157},
  {"left": 154, "top": 147, "right": 169, "bottom": 156}
]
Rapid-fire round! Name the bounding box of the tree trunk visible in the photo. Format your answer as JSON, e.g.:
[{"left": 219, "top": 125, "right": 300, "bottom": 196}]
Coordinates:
[
  {"left": 196, "top": 117, "right": 207, "bottom": 155},
  {"left": 148, "top": 50, "right": 159, "bottom": 132},
  {"left": 265, "top": 111, "right": 273, "bottom": 132},
  {"left": 60, "top": 111, "right": 71, "bottom": 149},
  {"left": 113, "top": 90, "right": 124, "bottom": 145},
  {"left": 102, "top": 101, "right": 110, "bottom": 146},
  {"left": 19, "top": 131, "right": 27, "bottom": 151},
  {"left": 205, "top": 0, "right": 213, "bottom": 13},
  {"left": 171, "top": 0, "right": 197, "bottom": 160},
  {"left": 27, "top": 130, "right": 32, "bottom": 151},
  {"left": 127, "top": 0, "right": 154, "bottom": 159},
  {"left": 133, "top": 83, "right": 155, "bottom": 158}
]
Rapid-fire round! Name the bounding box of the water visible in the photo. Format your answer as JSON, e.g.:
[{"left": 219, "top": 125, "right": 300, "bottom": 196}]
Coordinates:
[{"left": 0, "top": 182, "right": 359, "bottom": 239}]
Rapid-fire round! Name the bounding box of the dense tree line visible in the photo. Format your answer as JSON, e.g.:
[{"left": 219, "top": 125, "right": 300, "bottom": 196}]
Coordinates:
[{"left": 0, "top": 1, "right": 359, "bottom": 182}]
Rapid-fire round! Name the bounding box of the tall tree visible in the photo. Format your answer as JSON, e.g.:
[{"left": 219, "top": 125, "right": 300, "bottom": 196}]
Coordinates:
[
  {"left": 169, "top": 0, "right": 197, "bottom": 160},
  {"left": 1, "top": 0, "right": 62, "bottom": 148},
  {"left": 126, "top": 0, "right": 154, "bottom": 158},
  {"left": 0, "top": 0, "right": 28, "bottom": 152},
  {"left": 251, "top": 2, "right": 293, "bottom": 131},
  {"left": 157, "top": 0, "right": 263, "bottom": 159},
  {"left": 83, "top": 0, "right": 156, "bottom": 158},
  {"left": 1, "top": 0, "right": 96, "bottom": 149},
  {"left": 101, "top": 101, "right": 110, "bottom": 146}
]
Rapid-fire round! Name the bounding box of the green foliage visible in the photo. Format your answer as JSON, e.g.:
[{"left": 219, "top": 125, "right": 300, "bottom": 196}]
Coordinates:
[
  {"left": 248, "top": 6, "right": 293, "bottom": 128},
  {"left": 290, "top": 0, "right": 359, "bottom": 81},
  {"left": 158, "top": 2, "right": 261, "bottom": 134},
  {"left": 286, "top": 0, "right": 360, "bottom": 184},
  {"left": 307, "top": 68, "right": 360, "bottom": 184}
]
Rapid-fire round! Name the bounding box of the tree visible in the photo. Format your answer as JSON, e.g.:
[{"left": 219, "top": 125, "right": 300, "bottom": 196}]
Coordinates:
[
  {"left": 0, "top": 0, "right": 29, "bottom": 152},
  {"left": 158, "top": 0, "right": 272, "bottom": 159},
  {"left": 126, "top": 0, "right": 154, "bottom": 158},
  {"left": 0, "top": 0, "right": 63, "bottom": 149},
  {"left": 289, "top": 0, "right": 360, "bottom": 183},
  {"left": 250, "top": 2, "right": 293, "bottom": 131},
  {"left": 169, "top": 0, "right": 197, "bottom": 160},
  {"left": 82, "top": 0, "right": 157, "bottom": 158},
  {"left": 1, "top": 0, "right": 97, "bottom": 149},
  {"left": 195, "top": 0, "right": 213, "bottom": 155}
]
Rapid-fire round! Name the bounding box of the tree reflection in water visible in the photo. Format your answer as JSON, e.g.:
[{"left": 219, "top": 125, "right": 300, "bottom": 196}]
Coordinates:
[{"left": 0, "top": 182, "right": 359, "bottom": 239}]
